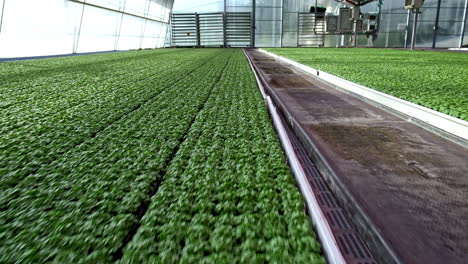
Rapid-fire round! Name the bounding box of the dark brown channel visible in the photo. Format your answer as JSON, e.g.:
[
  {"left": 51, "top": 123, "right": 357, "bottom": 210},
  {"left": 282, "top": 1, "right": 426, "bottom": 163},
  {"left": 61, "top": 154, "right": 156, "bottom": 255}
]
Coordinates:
[{"left": 245, "top": 48, "right": 468, "bottom": 264}]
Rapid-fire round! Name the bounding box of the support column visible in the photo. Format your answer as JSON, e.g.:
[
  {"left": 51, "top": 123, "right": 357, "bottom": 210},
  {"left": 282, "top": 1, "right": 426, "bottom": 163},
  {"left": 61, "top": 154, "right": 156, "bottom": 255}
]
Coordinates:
[
  {"left": 114, "top": 0, "right": 127, "bottom": 51},
  {"left": 460, "top": 0, "right": 468, "bottom": 48},
  {"left": 75, "top": 0, "right": 87, "bottom": 53},
  {"left": 432, "top": 0, "right": 441, "bottom": 49},
  {"left": 195, "top": 13, "right": 200, "bottom": 47},
  {"left": 354, "top": 20, "right": 358, "bottom": 47},
  {"left": 279, "top": 0, "right": 284, "bottom": 47},
  {"left": 251, "top": 0, "right": 256, "bottom": 47},
  {"left": 411, "top": 10, "right": 418, "bottom": 50},
  {"left": 404, "top": 9, "right": 410, "bottom": 48},
  {"left": 223, "top": 0, "right": 227, "bottom": 47},
  {"left": 156, "top": 0, "right": 169, "bottom": 48},
  {"left": 0, "top": 0, "right": 6, "bottom": 34},
  {"left": 139, "top": 0, "right": 150, "bottom": 49}
]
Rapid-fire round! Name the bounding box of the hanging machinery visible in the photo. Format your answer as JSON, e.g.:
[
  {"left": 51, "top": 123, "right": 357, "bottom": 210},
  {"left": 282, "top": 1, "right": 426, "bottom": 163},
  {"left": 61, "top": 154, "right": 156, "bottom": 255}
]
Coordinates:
[{"left": 320, "top": 0, "right": 379, "bottom": 47}]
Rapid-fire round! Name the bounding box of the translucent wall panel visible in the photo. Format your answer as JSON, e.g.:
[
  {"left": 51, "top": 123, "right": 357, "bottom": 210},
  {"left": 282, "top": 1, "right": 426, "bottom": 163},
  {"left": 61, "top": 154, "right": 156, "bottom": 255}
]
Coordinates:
[
  {"left": 436, "top": 0, "right": 467, "bottom": 48},
  {"left": 0, "top": 0, "right": 173, "bottom": 58},
  {"left": 87, "top": 0, "right": 123, "bottom": 10},
  {"left": 0, "top": 0, "right": 81, "bottom": 58},
  {"left": 76, "top": 6, "right": 120, "bottom": 53},
  {"left": 255, "top": 0, "right": 282, "bottom": 47},
  {"left": 172, "top": 0, "right": 468, "bottom": 48},
  {"left": 116, "top": 15, "right": 145, "bottom": 50},
  {"left": 376, "top": 0, "right": 468, "bottom": 48},
  {"left": 125, "top": 0, "right": 148, "bottom": 17},
  {"left": 149, "top": 0, "right": 172, "bottom": 22},
  {"left": 465, "top": 18, "right": 468, "bottom": 46},
  {"left": 141, "top": 20, "right": 165, "bottom": 49},
  {"left": 282, "top": 0, "right": 339, "bottom": 47},
  {"left": 226, "top": 0, "right": 252, "bottom": 12},
  {"left": 173, "top": 0, "right": 223, "bottom": 13},
  {"left": 377, "top": 11, "right": 408, "bottom": 48}
]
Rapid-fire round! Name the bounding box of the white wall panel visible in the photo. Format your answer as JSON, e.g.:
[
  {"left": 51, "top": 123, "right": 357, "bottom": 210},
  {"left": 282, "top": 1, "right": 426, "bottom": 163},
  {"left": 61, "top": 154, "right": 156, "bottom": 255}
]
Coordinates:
[
  {"left": 76, "top": 6, "right": 120, "bottom": 53},
  {"left": 141, "top": 20, "right": 164, "bottom": 49},
  {"left": 116, "top": 15, "right": 144, "bottom": 50},
  {"left": 0, "top": 0, "right": 173, "bottom": 58},
  {"left": 0, "top": 0, "right": 81, "bottom": 57}
]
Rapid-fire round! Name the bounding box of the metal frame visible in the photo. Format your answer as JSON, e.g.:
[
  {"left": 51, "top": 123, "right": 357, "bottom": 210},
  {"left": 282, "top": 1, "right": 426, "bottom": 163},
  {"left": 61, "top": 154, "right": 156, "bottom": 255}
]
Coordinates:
[
  {"left": 139, "top": 0, "right": 151, "bottom": 49},
  {"left": 0, "top": 0, "right": 6, "bottom": 33},
  {"left": 411, "top": 9, "right": 419, "bottom": 50},
  {"left": 223, "top": 0, "right": 227, "bottom": 47},
  {"left": 383, "top": 0, "right": 468, "bottom": 49},
  {"left": 74, "top": 0, "right": 87, "bottom": 53},
  {"left": 297, "top": 12, "right": 325, "bottom": 47},
  {"left": 171, "top": 11, "right": 252, "bottom": 48},
  {"left": 159, "top": 0, "right": 171, "bottom": 48},
  {"left": 68, "top": 0, "right": 167, "bottom": 24},
  {"left": 251, "top": 0, "right": 256, "bottom": 48},
  {"left": 404, "top": 9, "right": 410, "bottom": 48},
  {"left": 431, "top": 0, "right": 441, "bottom": 49},
  {"left": 280, "top": 0, "right": 285, "bottom": 47},
  {"left": 461, "top": 0, "right": 468, "bottom": 48},
  {"left": 226, "top": 12, "right": 252, "bottom": 47},
  {"left": 279, "top": 0, "right": 284, "bottom": 47},
  {"left": 114, "top": 0, "right": 127, "bottom": 51}
]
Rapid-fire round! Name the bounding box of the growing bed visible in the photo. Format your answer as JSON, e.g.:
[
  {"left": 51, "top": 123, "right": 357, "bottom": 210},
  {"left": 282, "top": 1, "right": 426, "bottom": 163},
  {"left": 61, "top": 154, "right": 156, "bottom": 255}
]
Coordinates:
[
  {"left": 265, "top": 48, "right": 468, "bottom": 121},
  {"left": 0, "top": 49, "right": 324, "bottom": 263}
]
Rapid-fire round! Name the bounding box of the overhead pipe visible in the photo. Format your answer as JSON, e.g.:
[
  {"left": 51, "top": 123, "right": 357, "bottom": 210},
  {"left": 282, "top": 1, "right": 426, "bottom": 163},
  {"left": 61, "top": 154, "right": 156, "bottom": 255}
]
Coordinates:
[{"left": 344, "top": 0, "right": 376, "bottom": 7}]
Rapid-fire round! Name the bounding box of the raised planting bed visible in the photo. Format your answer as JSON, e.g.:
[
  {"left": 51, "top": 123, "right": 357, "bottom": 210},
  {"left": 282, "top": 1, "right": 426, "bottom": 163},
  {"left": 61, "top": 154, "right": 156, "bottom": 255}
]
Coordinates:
[
  {"left": 0, "top": 48, "right": 324, "bottom": 263},
  {"left": 265, "top": 48, "right": 468, "bottom": 121}
]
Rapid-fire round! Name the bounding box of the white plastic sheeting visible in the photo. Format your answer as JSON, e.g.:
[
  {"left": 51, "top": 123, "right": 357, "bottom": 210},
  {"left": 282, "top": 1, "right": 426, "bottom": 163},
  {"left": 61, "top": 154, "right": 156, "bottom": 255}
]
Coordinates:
[{"left": 0, "top": 0, "right": 174, "bottom": 58}]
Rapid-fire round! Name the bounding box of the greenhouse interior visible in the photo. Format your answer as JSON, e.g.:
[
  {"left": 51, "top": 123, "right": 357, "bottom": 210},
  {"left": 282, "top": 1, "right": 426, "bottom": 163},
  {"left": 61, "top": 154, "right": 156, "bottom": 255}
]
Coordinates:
[{"left": 0, "top": 0, "right": 467, "bottom": 263}]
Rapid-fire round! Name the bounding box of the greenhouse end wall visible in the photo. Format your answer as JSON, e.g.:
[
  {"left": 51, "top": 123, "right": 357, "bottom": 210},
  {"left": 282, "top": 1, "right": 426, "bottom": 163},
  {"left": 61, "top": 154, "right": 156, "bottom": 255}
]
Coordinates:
[{"left": 0, "top": 0, "right": 174, "bottom": 58}]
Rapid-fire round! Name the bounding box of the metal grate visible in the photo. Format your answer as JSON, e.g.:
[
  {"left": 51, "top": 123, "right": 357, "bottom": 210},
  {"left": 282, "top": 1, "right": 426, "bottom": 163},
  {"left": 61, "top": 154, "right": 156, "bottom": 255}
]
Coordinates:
[
  {"left": 225, "top": 12, "right": 252, "bottom": 47},
  {"left": 171, "top": 13, "right": 198, "bottom": 47},
  {"left": 298, "top": 12, "right": 325, "bottom": 47},
  {"left": 170, "top": 12, "right": 252, "bottom": 48},
  {"left": 282, "top": 116, "right": 377, "bottom": 264},
  {"left": 199, "top": 13, "right": 224, "bottom": 47}
]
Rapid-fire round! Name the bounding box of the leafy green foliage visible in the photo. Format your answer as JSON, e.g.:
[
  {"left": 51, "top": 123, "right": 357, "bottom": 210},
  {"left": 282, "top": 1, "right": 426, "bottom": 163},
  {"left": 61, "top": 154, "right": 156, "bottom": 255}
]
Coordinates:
[
  {"left": 0, "top": 49, "right": 215, "bottom": 189},
  {"left": 265, "top": 48, "right": 468, "bottom": 121},
  {"left": 0, "top": 49, "right": 324, "bottom": 263},
  {"left": 120, "top": 50, "right": 324, "bottom": 264}
]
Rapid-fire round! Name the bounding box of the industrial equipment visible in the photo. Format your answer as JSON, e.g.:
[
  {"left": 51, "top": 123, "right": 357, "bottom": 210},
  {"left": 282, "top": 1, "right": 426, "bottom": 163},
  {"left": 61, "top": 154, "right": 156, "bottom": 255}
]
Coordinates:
[
  {"left": 324, "top": 2, "right": 378, "bottom": 34},
  {"left": 405, "top": 0, "right": 424, "bottom": 10},
  {"left": 338, "top": 8, "right": 353, "bottom": 32},
  {"left": 325, "top": 15, "right": 338, "bottom": 32},
  {"left": 404, "top": 0, "right": 425, "bottom": 49}
]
